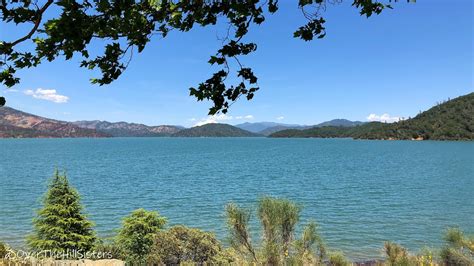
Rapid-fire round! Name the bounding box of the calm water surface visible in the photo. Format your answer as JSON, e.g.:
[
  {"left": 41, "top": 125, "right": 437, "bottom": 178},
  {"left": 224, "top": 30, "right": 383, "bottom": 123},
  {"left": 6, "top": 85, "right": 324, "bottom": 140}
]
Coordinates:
[{"left": 0, "top": 138, "right": 473, "bottom": 260}]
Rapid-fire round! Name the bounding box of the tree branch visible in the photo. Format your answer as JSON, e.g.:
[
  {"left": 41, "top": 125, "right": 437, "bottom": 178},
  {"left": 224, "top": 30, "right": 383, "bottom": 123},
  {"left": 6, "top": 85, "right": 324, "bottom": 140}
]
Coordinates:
[{"left": 10, "top": 0, "right": 54, "bottom": 47}]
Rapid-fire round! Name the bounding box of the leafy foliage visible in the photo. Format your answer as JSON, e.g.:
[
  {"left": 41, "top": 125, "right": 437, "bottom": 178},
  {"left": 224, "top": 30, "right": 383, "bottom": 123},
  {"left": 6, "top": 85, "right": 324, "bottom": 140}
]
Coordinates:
[
  {"left": 0, "top": 0, "right": 413, "bottom": 114},
  {"left": 0, "top": 96, "right": 5, "bottom": 106},
  {"left": 328, "top": 251, "right": 351, "bottom": 266},
  {"left": 92, "top": 239, "right": 123, "bottom": 260},
  {"left": 148, "top": 225, "right": 231, "bottom": 264},
  {"left": 116, "top": 208, "right": 167, "bottom": 263},
  {"left": 225, "top": 196, "right": 326, "bottom": 264},
  {"left": 225, "top": 203, "right": 258, "bottom": 262},
  {"left": 0, "top": 241, "right": 7, "bottom": 258},
  {"left": 27, "top": 170, "right": 97, "bottom": 255},
  {"left": 293, "top": 221, "right": 326, "bottom": 264},
  {"left": 384, "top": 241, "right": 413, "bottom": 266},
  {"left": 270, "top": 93, "right": 474, "bottom": 140},
  {"left": 440, "top": 228, "right": 474, "bottom": 266},
  {"left": 257, "top": 196, "right": 301, "bottom": 264}
]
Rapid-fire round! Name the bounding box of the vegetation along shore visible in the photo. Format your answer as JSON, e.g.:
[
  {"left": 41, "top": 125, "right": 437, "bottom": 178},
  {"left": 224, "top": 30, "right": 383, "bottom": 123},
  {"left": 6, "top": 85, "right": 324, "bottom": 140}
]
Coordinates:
[{"left": 1, "top": 171, "right": 472, "bottom": 265}]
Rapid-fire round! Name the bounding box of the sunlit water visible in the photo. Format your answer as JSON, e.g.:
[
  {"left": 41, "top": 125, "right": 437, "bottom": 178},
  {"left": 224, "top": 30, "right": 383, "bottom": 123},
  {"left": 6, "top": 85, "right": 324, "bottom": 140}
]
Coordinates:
[{"left": 0, "top": 138, "right": 472, "bottom": 260}]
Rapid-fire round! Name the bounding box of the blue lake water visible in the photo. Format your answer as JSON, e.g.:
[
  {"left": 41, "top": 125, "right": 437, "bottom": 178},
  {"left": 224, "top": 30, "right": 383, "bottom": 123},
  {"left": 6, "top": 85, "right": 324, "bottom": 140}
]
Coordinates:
[{"left": 0, "top": 138, "right": 473, "bottom": 260}]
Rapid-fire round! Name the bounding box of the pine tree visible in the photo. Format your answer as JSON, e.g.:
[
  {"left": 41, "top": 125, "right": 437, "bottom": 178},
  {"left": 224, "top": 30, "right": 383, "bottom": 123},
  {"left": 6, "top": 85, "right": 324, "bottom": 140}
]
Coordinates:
[{"left": 28, "top": 170, "right": 96, "bottom": 255}]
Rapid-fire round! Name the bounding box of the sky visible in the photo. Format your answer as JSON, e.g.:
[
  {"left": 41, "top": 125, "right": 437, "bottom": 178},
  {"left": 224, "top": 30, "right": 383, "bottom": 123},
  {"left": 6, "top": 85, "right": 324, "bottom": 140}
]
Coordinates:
[{"left": 1, "top": 0, "right": 472, "bottom": 127}]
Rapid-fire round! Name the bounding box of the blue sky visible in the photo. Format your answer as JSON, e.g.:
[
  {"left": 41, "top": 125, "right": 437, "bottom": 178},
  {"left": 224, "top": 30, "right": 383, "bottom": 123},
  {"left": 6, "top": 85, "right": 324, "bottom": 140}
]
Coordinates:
[{"left": 1, "top": 0, "right": 472, "bottom": 127}]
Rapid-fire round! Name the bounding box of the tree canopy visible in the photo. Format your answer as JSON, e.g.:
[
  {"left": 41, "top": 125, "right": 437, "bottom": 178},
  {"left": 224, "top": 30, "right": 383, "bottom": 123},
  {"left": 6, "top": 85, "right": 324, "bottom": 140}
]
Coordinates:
[
  {"left": 0, "top": 0, "right": 413, "bottom": 112},
  {"left": 116, "top": 208, "right": 167, "bottom": 263},
  {"left": 27, "top": 170, "right": 96, "bottom": 255}
]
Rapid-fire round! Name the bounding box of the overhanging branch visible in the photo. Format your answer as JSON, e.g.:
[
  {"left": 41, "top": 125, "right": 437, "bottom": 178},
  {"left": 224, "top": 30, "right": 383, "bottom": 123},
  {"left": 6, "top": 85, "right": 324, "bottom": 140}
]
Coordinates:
[{"left": 9, "top": 0, "right": 54, "bottom": 47}]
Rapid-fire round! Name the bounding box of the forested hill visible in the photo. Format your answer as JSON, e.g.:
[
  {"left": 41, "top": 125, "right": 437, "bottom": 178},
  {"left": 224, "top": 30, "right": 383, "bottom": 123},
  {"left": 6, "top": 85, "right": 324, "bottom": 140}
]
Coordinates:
[
  {"left": 172, "top": 123, "right": 260, "bottom": 137},
  {"left": 270, "top": 92, "right": 474, "bottom": 140}
]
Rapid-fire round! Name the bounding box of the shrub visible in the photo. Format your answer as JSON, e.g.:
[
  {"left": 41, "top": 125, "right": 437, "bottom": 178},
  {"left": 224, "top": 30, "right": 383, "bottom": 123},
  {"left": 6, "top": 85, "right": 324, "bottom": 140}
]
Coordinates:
[
  {"left": 416, "top": 247, "right": 435, "bottom": 266},
  {"left": 0, "top": 241, "right": 7, "bottom": 258},
  {"left": 328, "top": 251, "right": 350, "bottom": 266},
  {"left": 293, "top": 221, "right": 326, "bottom": 265},
  {"left": 225, "top": 196, "right": 326, "bottom": 265},
  {"left": 440, "top": 228, "right": 473, "bottom": 266},
  {"left": 148, "top": 225, "right": 231, "bottom": 264},
  {"left": 27, "top": 170, "right": 96, "bottom": 255},
  {"left": 93, "top": 239, "right": 122, "bottom": 260},
  {"left": 116, "top": 208, "right": 166, "bottom": 263},
  {"left": 383, "top": 241, "right": 420, "bottom": 266}
]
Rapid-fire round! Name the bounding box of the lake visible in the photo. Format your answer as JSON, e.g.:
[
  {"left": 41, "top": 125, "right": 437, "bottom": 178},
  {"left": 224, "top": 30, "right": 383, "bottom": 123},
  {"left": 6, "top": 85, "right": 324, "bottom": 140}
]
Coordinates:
[{"left": 0, "top": 138, "right": 473, "bottom": 260}]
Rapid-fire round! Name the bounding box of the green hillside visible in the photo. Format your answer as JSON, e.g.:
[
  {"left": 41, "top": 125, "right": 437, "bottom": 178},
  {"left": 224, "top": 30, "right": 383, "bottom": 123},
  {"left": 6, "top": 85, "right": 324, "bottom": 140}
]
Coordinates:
[
  {"left": 172, "top": 123, "right": 261, "bottom": 137},
  {"left": 270, "top": 92, "right": 474, "bottom": 140}
]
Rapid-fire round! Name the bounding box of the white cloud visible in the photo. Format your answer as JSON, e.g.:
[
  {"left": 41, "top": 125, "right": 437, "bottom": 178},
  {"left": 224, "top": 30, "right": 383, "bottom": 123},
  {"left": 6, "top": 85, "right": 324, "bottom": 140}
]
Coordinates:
[
  {"left": 193, "top": 114, "right": 253, "bottom": 126},
  {"left": 366, "top": 113, "right": 404, "bottom": 123},
  {"left": 24, "top": 88, "right": 69, "bottom": 103},
  {"left": 276, "top": 116, "right": 285, "bottom": 120}
]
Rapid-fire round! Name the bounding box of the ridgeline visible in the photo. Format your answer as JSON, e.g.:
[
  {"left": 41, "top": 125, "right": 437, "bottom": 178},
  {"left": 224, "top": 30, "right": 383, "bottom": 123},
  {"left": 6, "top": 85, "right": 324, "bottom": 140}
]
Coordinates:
[
  {"left": 172, "top": 123, "right": 260, "bottom": 137},
  {"left": 270, "top": 92, "right": 474, "bottom": 140}
]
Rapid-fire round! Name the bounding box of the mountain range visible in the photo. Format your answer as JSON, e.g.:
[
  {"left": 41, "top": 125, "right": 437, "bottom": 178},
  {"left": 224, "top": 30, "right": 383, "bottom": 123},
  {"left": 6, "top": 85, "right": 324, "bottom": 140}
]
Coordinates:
[
  {"left": 0, "top": 107, "right": 363, "bottom": 138},
  {"left": 72, "top": 120, "right": 183, "bottom": 137},
  {"left": 270, "top": 92, "right": 474, "bottom": 140},
  {"left": 1, "top": 92, "right": 471, "bottom": 140},
  {"left": 236, "top": 119, "right": 365, "bottom": 136},
  {"left": 0, "top": 107, "right": 108, "bottom": 138}
]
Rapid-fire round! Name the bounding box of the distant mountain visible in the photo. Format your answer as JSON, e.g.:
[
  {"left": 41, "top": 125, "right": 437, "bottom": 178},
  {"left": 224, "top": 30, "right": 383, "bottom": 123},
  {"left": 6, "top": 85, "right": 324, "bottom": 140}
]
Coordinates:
[
  {"left": 73, "top": 120, "right": 183, "bottom": 137},
  {"left": 270, "top": 92, "right": 474, "bottom": 140},
  {"left": 172, "top": 123, "right": 261, "bottom": 137},
  {"left": 257, "top": 125, "right": 306, "bottom": 136},
  {"left": 234, "top": 122, "right": 306, "bottom": 133},
  {"left": 254, "top": 119, "right": 363, "bottom": 136},
  {"left": 315, "top": 119, "right": 365, "bottom": 127},
  {"left": 0, "top": 107, "right": 108, "bottom": 138}
]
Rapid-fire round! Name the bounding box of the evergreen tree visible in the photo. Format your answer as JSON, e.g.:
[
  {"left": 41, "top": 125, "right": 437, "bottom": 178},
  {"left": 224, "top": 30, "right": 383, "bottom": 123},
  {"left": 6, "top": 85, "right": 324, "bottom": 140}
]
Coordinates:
[{"left": 28, "top": 170, "right": 96, "bottom": 255}]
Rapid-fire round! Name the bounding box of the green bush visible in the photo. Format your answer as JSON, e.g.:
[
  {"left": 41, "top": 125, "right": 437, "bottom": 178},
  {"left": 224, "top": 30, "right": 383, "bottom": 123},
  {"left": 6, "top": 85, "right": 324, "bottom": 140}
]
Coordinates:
[
  {"left": 226, "top": 196, "right": 326, "bottom": 265},
  {"left": 0, "top": 241, "right": 8, "bottom": 258},
  {"left": 27, "top": 170, "right": 96, "bottom": 256},
  {"left": 148, "top": 225, "right": 231, "bottom": 264},
  {"left": 328, "top": 251, "right": 350, "bottom": 266},
  {"left": 93, "top": 239, "right": 122, "bottom": 260},
  {"left": 383, "top": 241, "right": 422, "bottom": 266},
  {"left": 416, "top": 247, "right": 436, "bottom": 266},
  {"left": 116, "top": 208, "right": 166, "bottom": 263},
  {"left": 440, "top": 228, "right": 473, "bottom": 266}
]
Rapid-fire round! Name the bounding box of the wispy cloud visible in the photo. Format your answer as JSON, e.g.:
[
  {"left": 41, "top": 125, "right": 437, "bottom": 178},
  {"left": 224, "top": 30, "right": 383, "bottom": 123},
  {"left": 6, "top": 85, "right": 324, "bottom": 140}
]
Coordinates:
[
  {"left": 193, "top": 114, "right": 253, "bottom": 126},
  {"left": 24, "top": 88, "right": 69, "bottom": 103},
  {"left": 276, "top": 116, "right": 285, "bottom": 120},
  {"left": 367, "top": 113, "right": 403, "bottom": 123}
]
